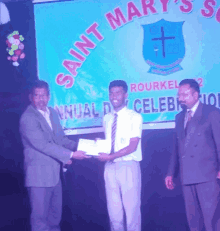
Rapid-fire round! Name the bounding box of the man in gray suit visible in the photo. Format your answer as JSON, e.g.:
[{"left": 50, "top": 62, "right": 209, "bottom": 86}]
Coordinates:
[
  {"left": 20, "top": 80, "right": 89, "bottom": 231},
  {"left": 165, "top": 79, "right": 220, "bottom": 231}
]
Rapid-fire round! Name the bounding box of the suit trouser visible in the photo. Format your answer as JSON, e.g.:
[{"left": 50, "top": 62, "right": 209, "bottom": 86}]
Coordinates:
[
  {"left": 104, "top": 160, "right": 141, "bottom": 231},
  {"left": 27, "top": 178, "right": 62, "bottom": 231},
  {"left": 182, "top": 180, "right": 220, "bottom": 231}
]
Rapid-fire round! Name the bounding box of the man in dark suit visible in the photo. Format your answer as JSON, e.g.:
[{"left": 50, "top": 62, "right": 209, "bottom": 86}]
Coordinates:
[
  {"left": 165, "top": 79, "right": 220, "bottom": 231},
  {"left": 19, "top": 80, "right": 89, "bottom": 231}
]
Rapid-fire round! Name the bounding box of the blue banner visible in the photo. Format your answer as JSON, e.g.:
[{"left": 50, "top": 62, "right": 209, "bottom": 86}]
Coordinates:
[{"left": 34, "top": 0, "right": 220, "bottom": 133}]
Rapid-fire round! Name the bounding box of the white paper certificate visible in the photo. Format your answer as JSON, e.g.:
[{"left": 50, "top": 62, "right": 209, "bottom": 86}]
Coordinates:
[
  {"left": 96, "top": 139, "right": 111, "bottom": 154},
  {"left": 77, "top": 139, "right": 111, "bottom": 156}
]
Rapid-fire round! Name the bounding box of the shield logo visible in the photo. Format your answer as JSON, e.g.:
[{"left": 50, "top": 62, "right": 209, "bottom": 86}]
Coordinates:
[{"left": 142, "top": 19, "right": 185, "bottom": 76}]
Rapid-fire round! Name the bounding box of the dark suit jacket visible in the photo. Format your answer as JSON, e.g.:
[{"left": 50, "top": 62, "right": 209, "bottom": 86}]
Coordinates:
[
  {"left": 167, "top": 102, "right": 220, "bottom": 185},
  {"left": 19, "top": 105, "right": 77, "bottom": 187}
]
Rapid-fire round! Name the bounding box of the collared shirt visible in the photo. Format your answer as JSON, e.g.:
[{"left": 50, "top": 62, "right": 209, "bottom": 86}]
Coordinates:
[
  {"left": 189, "top": 100, "right": 200, "bottom": 117},
  {"left": 184, "top": 100, "right": 200, "bottom": 127},
  {"left": 103, "top": 107, "right": 143, "bottom": 162},
  {"left": 38, "top": 107, "right": 53, "bottom": 130}
]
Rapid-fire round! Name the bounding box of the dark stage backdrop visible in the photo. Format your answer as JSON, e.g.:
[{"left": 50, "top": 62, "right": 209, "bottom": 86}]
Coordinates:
[
  {"left": 0, "top": 1, "right": 37, "bottom": 93},
  {"left": 0, "top": 3, "right": 38, "bottom": 230}
]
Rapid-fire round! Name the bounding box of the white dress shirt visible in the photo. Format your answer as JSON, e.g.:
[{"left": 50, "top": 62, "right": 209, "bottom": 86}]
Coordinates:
[
  {"left": 38, "top": 107, "right": 53, "bottom": 130},
  {"left": 103, "top": 107, "right": 143, "bottom": 162},
  {"left": 189, "top": 100, "right": 200, "bottom": 117}
]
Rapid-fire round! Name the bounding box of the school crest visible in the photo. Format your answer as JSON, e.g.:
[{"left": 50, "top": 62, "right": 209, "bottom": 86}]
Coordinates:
[{"left": 142, "top": 19, "right": 185, "bottom": 76}]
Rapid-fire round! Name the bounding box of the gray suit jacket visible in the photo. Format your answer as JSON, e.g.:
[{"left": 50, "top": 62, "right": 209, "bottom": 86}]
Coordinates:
[
  {"left": 20, "top": 105, "right": 77, "bottom": 187},
  {"left": 167, "top": 102, "right": 220, "bottom": 185}
]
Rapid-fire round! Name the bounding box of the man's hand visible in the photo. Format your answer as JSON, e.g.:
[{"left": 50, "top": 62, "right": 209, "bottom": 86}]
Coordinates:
[
  {"left": 217, "top": 171, "right": 220, "bottom": 179},
  {"left": 72, "top": 150, "right": 91, "bottom": 160},
  {"left": 165, "top": 176, "right": 175, "bottom": 190},
  {"left": 63, "top": 159, "right": 73, "bottom": 171},
  {"left": 66, "top": 159, "right": 72, "bottom": 165},
  {"left": 96, "top": 153, "right": 113, "bottom": 162}
]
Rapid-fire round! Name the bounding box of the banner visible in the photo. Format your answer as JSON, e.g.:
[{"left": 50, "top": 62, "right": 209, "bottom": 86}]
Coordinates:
[{"left": 34, "top": 0, "right": 220, "bottom": 133}]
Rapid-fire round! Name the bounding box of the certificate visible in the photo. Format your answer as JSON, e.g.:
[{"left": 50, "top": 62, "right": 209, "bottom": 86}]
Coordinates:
[
  {"left": 77, "top": 139, "right": 111, "bottom": 156},
  {"left": 95, "top": 139, "right": 111, "bottom": 154}
]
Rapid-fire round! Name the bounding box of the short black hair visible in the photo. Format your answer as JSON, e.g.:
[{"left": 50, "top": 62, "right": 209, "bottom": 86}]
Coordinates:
[
  {"left": 109, "top": 80, "right": 128, "bottom": 93},
  {"left": 30, "top": 80, "right": 50, "bottom": 95},
  {"left": 179, "top": 79, "right": 200, "bottom": 95}
]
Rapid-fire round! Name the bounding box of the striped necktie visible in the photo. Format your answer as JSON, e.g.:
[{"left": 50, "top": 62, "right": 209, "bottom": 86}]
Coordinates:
[{"left": 110, "top": 113, "right": 118, "bottom": 154}]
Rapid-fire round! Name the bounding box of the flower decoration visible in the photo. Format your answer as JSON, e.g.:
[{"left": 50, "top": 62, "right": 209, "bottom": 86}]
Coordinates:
[{"left": 6, "top": 31, "right": 25, "bottom": 66}]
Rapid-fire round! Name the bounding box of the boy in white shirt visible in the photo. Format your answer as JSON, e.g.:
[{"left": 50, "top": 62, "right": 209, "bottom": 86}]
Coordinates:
[{"left": 97, "top": 80, "right": 143, "bottom": 231}]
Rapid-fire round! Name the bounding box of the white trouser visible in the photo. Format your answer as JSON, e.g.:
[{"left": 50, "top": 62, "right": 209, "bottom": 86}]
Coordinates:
[{"left": 104, "top": 160, "right": 141, "bottom": 231}]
